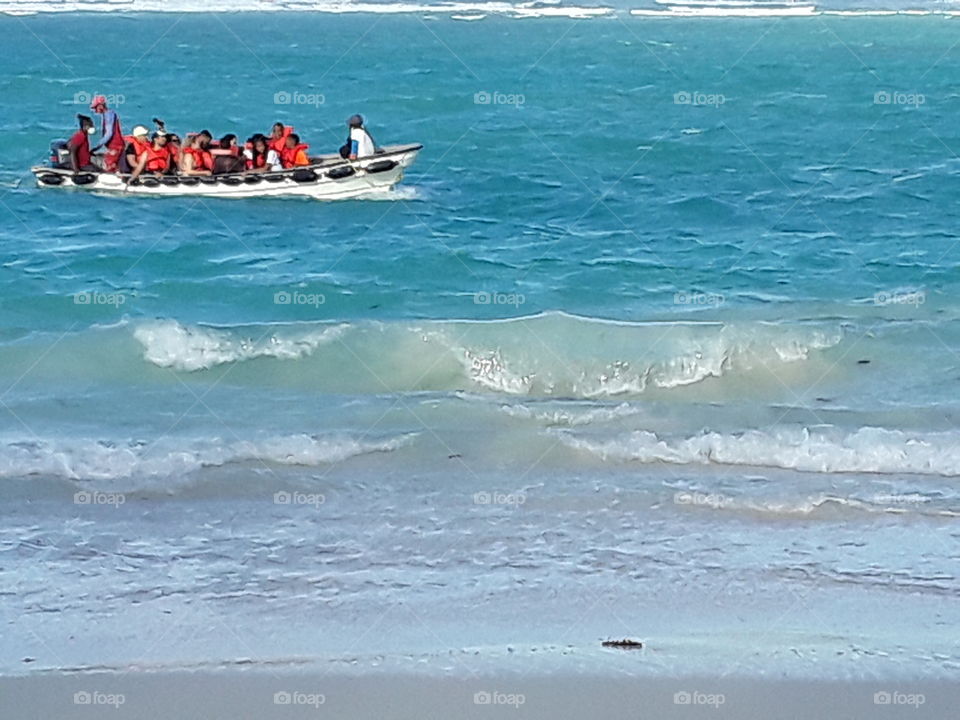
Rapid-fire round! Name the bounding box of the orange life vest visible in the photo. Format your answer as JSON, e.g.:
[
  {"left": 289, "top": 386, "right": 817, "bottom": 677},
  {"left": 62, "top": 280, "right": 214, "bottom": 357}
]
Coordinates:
[
  {"left": 143, "top": 144, "right": 169, "bottom": 172},
  {"left": 269, "top": 126, "right": 293, "bottom": 154},
  {"left": 280, "top": 143, "right": 310, "bottom": 168},
  {"left": 193, "top": 147, "right": 214, "bottom": 171},
  {"left": 125, "top": 136, "right": 150, "bottom": 156},
  {"left": 183, "top": 147, "right": 206, "bottom": 171}
]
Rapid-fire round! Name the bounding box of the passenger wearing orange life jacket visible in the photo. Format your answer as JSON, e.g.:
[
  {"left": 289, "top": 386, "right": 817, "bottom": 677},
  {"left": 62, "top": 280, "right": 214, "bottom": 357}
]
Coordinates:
[
  {"left": 268, "top": 122, "right": 293, "bottom": 155},
  {"left": 118, "top": 125, "right": 150, "bottom": 174},
  {"left": 244, "top": 134, "right": 281, "bottom": 172},
  {"left": 194, "top": 131, "right": 215, "bottom": 172},
  {"left": 280, "top": 133, "right": 310, "bottom": 168},
  {"left": 127, "top": 132, "right": 168, "bottom": 185},
  {"left": 180, "top": 133, "right": 211, "bottom": 176},
  {"left": 164, "top": 134, "right": 182, "bottom": 174}
]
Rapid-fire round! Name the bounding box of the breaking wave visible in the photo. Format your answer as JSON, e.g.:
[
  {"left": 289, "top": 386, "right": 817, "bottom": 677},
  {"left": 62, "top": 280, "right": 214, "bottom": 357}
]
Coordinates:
[
  {"left": 131, "top": 314, "right": 843, "bottom": 397},
  {"left": 0, "top": 432, "right": 414, "bottom": 481},
  {"left": 563, "top": 426, "right": 960, "bottom": 476}
]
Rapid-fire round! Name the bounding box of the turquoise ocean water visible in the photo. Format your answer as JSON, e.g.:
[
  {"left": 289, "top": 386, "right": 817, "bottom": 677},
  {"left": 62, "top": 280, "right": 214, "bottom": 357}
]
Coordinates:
[{"left": 2, "top": 8, "right": 959, "bottom": 683}]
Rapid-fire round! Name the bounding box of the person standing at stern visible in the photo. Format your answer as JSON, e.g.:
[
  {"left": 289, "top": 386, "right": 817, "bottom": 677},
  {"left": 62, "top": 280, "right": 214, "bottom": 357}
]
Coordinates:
[{"left": 89, "top": 94, "right": 125, "bottom": 172}]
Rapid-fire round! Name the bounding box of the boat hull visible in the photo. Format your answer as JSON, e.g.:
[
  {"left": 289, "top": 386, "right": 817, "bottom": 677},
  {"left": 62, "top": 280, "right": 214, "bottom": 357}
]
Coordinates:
[{"left": 32, "top": 144, "right": 422, "bottom": 200}]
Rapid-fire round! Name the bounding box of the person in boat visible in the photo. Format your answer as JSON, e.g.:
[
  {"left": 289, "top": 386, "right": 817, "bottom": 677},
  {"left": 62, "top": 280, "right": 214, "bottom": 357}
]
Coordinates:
[
  {"left": 67, "top": 114, "right": 99, "bottom": 172},
  {"left": 118, "top": 125, "right": 151, "bottom": 174},
  {"left": 210, "top": 133, "right": 245, "bottom": 174},
  {"left": 165, "top": 133, "right": 182, "bottom": 174},
  {"left": 180, "top": 133, "right": 212, "bottom": 176},
  {"left": 280, "top": 133, "right": 310, "bottom": 168},
  {"left": 127, "top": 131, "right": 169, "bottom": 184},
  {"left": 268, "top": 122, "right": 293, "bottom": 155},
  {"left": 195, "top": 130, "right": 215, "bottom": 172},
  {"left": 346, "top": 114, "right": 376, "bottom": 159},
  {"left": 89, "top": 95, "right": 125, "bottom": 172},
  {"left": 244, "top": 134, "right": 282, "bottom": 172}
]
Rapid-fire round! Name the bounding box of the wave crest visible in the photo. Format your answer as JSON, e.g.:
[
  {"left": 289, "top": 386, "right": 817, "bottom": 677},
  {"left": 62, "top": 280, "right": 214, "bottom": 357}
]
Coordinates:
[
  {"left": 134, "top": 319, "right": 346, "bottom": 372},
  {"left": 0, "top": 432, "right": 414, "bottom": 481},
  {"left": 564, "top": 426, "right": 960, "bottom": 476}
]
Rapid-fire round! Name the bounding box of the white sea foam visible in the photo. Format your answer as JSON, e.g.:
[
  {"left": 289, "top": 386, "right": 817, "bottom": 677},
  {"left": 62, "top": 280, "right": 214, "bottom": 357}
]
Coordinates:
[
  {"left": 670, "top": 491, "right": 958, "bottom": 518},
  {"left": 134, "top": 319, "right": 346, "bottom": 372},
  {"left": 133, "top": 316, "right": 842, "bottom": 398},
  {"left": 0, "top": 0, "right": 612, "bottom": 18},
  {"left": 0, "top": 432, "right": 414, "bottom": 481},
  {"left": 446, "top": 322, "right": 841, "bottom": 397},
  {"left": 5, "top": 2, "right": 959, "bottom": 18},
  {"left": 499, "top": 401, "right": 643, "bottom": 426},
  {"left": 631, "top": 4, "right": 816, "bottom": 17},
  {"left": 563, "top": 426, "right": 960, "bottom": 476},
  {"left": 632, "top": 6, "right": 960, "bottom": 17}
]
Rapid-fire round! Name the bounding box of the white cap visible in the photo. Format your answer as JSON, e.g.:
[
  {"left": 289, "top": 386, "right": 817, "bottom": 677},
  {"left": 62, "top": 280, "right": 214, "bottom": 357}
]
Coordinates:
[{"left": 131, "top": 125, "right": 149, "bottom": 138}]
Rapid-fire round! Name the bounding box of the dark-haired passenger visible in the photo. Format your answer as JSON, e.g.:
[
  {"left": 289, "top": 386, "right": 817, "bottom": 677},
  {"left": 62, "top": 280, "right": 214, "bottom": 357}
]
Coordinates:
[
  {"left": 280, "top": 133, "right": 310, "bottom": 168},
  {"left": 245, "top": 134, "right": 282, "bottom": 172},
  {"left": 67, "top": 114, "right": 99, "bottom": 172},
  {"left": 268, "top": 122, "right": 293, "bottom": 155},
  {"left": 211, "top": 134, "right": 245, "bottom": 174},
  {"left": 165, "top": 133, "right": 182, "bottom": 174}
]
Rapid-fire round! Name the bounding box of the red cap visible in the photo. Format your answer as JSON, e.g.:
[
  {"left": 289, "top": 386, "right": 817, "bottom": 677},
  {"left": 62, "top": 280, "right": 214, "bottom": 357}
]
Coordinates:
[{"left": 90, "top": 94, "right": 107, "bottom": 110}]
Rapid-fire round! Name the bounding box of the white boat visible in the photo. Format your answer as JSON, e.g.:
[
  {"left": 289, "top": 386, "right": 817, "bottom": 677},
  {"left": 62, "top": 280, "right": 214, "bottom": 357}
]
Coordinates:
[{"left": 31, "top": 143, "right": 422, "bottom": 200}]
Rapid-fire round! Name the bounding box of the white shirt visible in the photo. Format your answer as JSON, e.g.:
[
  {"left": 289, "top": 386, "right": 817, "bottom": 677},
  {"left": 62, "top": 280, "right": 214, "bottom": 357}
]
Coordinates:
[
  {"left": 244, "top": 147, "right": 283, "bottom": 171},
  {"left": 265, "top": 149, "right": 282, "bottom": 171},
  {"left": 350, "top": 127, "right": 375, "bottom": 158}
]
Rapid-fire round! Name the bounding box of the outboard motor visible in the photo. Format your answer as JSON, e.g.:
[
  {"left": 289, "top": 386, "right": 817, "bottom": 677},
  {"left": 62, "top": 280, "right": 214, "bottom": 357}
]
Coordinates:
[{"left": 49, "top": 139, "right": 69, "bottom": 167}]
